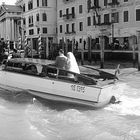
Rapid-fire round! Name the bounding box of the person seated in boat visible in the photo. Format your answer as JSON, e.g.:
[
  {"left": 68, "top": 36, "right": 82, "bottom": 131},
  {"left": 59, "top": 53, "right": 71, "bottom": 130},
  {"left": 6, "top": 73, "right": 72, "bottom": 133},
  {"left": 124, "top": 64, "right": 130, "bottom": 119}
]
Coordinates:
[
  {"left": 66, "top": 52, "right": 80, "bottom": 74},
  {"left": 25, "top": 64, "right": 37, "bottom": 74},
  {"left": 54, "top": 49, "right": 67, "bottom": 69},
  {"left": 50, "top": 49, "right": 67, "bottom": 69}
]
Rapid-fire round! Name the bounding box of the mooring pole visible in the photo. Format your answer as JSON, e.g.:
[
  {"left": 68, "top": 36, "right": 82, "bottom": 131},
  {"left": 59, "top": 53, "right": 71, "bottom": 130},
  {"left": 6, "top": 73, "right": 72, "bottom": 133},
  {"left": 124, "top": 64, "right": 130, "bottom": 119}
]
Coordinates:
[
  {"left": 88, "top": 36, "right": 92, "bottom": 64},
  {"left": 81, "top": 49, "right": 84, "bottom": 65},
  {"left": 137, "top": 31, "right": 140, "bottom": 71},
  {"left": 100, "top": 35, "right": 104, "bottom": 69},
  {"left": 132, "top": 45, "right": 136, "bottom": 68},
  {"left": 138, "top": 44, "right": 140, "bottom": 71}
]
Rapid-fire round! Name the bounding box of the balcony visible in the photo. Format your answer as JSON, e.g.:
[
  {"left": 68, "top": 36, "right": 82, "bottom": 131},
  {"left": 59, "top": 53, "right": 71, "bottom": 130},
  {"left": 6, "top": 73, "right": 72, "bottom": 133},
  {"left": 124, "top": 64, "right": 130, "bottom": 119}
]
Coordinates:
[
  {"left": 63, "top": 13, "right": 75, "bottom": 21},
  {"left": 65, "top": 31, "right": 76, "bottom": 35},
  {"left": 108, "top": 0, "right": 120, "bottom": 6},
  {"left": 87, "top": 0, "right": 101, "bottom": 12},
  {"left": 63, "top": 0, "right": 75, "bottom": 4},
  {"left": 98, "top": 22, "right": 112, "bottom": 26},
  {"left": 29, "top": 23, "right": 34, "bottom": 27}
]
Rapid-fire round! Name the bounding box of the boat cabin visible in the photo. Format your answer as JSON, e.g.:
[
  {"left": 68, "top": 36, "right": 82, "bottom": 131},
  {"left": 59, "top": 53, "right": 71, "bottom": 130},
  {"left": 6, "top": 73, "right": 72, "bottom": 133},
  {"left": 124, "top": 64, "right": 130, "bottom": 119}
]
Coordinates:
[{"left": 2, "top": 59, "right": 97, "bottom": 86}]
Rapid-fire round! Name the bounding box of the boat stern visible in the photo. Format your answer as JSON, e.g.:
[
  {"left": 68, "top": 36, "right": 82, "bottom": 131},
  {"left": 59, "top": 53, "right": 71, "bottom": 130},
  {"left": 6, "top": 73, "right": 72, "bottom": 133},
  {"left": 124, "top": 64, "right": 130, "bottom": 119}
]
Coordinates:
[{"left": 98, "top": 82, "right": 126, "bottom": 104}]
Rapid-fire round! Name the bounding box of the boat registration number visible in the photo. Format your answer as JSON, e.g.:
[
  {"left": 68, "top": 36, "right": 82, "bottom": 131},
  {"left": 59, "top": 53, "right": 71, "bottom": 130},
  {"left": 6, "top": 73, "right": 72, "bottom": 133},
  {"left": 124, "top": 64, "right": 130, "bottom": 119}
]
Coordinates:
[{"left": 71, "top": 85, "right": 85, "bottom": 93}]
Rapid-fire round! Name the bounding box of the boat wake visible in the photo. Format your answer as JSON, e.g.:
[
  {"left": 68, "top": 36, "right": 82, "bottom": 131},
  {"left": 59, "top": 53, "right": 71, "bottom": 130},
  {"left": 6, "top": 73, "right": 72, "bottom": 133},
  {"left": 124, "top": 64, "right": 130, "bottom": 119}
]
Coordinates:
[
  {"left": 0, "top": 88, "right": 34, "bottom": 104},
  {"left": 105, "top": 84, "right": 140, "bottom": 116}
]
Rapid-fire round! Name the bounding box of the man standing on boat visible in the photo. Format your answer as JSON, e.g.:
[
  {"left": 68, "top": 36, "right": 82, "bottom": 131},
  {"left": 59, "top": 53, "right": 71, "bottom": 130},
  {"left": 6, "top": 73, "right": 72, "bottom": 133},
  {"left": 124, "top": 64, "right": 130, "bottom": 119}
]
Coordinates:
[{"left": 54, "top": 49, "right": 67, "bottom": 69}]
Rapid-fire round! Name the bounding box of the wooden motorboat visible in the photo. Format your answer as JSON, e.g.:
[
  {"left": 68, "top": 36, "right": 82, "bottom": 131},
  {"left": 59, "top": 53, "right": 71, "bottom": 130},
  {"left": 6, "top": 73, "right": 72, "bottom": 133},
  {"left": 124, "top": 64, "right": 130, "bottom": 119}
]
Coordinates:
[{"left": 0, "top": 58, "right": 125, "bottom": 108}]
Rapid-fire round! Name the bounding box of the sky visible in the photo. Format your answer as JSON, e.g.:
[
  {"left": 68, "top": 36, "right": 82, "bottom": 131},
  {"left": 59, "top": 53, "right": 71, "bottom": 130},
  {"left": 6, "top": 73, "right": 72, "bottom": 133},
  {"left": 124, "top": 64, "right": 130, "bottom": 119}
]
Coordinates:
[{"left": 0, "top": 0, "right": 17, "bottom": 5}]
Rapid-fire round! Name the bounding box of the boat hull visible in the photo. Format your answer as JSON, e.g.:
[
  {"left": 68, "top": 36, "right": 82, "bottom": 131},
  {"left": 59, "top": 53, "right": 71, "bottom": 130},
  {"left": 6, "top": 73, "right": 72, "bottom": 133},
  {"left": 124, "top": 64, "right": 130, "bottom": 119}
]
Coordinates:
[{"left": 0, "top": 69, "right": 125, "bottom": 108}]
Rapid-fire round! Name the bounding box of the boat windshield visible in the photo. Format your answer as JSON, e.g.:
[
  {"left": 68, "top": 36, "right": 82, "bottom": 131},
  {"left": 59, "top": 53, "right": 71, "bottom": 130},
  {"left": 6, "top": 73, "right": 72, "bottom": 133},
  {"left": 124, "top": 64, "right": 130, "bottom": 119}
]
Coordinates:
[{"left": 3, "top": 60, "right": 97, "bottom": 85}]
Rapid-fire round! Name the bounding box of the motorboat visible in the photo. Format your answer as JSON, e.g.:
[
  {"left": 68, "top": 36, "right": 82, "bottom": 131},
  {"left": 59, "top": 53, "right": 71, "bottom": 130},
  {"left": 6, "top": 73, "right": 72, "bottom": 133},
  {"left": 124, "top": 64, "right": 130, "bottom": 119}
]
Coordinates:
[{"left": 0, "top": 58, "right": 125, "bottom": 108}]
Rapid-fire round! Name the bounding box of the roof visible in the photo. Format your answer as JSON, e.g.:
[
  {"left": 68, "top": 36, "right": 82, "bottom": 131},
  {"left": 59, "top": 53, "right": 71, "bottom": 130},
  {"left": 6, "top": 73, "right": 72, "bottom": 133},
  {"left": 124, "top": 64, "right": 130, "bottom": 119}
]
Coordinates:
[{"left": 2, "top": 4, "right": 22, "bottom": 13}]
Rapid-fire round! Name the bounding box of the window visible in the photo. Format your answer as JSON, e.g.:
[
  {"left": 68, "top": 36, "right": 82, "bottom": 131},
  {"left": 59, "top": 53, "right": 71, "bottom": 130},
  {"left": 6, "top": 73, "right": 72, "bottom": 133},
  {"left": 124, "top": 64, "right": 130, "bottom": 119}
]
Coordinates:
[
  {"left": 124, "top": 11, "right": 128, "bottom": 22},
  {"left": 42, "top": 0, "right": 47, "bottom": 6},
  {"left": 37, "top": 0, "right": 39, "bottom": 7},
  {"left": 60, "top": 25, "right": 63, "bottom": 33},
  {"left": 37, "top": 28, "right": 40, "bottom": 34},
  {"left": 28, "top": 16, "right": 33, "bottom": 27},
  {"left": 87, "top": 17, "right": 91, "bottom": 26},
  {"left": 23, "top": 18, "right": 26, "bottom": 25},
  {"left": 136, "top": 9, "right": 140, "bottom": 21},
  {"left": 29, "top": 29, "right": 34, "bottom": 35},
  {"left": 93, "top": 16, "right": 96, "bottom": 25},
  {"left": 59, "top": 10, "right": 62, "bottom": 17},
  {"left": 42, "top": 27, "right": 47, "bottom": 33},
  {"left": 124, "top": 0, "right": 128, "bottom": 2},
  {"left": 28, "top": 0, "right": 33, "bottom": 10},
  {"left": 104, "top": 14, "right": 110, "bottom": 23},
  {"left": 79, "top": 38, "right": 82, "bottom": 43},
  {"left": 72, "top": 23, "right": 75, "bottom": 32},
  {"left": 66, "top": 24, "right": 69, "bottom": 33},
  {"left": 79, "top": 22, "right": 83, "bottom": 31},
  {"left": 23, "top": 4, "right": 25, "bottom": 12},
  {"left": 71, "top": 7, "right": 75, "bottom": 18},
  {"left": 66, "top": 8, "right": 69, "bottom": 15},
  {"left": 104, "top": 0, "right": 108, "bottom": 6},
  {"left": 79, "top": 5, "right": 83, "bottom": 14},
  {"left": 42, "top": 13, "right": 47, "bottom": 21},
  {"left": 36, "top": 13, "right": 39, "bottom": 21},
  {"left": 94, "top": 0, "right": 99, "bottom": 7},
  {"left": 111, "top": 12, "right": 119, "bottom": 23}
]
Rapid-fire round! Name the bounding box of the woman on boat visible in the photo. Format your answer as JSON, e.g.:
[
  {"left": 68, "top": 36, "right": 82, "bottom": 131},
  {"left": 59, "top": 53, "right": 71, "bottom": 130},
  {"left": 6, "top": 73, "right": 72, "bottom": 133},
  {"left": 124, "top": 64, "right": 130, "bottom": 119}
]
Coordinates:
[{"left": 66, "top": 52, "right": 80, "bottom": 74}]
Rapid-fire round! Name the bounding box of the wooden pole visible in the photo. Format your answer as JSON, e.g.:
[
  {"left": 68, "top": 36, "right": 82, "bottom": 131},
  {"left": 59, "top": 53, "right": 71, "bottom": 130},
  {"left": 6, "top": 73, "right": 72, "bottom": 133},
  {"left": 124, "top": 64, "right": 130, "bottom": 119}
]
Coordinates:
[
  {"left": 132, "top": 45, "right": 136, "bottom": 68},
  {"left": 100, "top": 35, "right": 104, "bottom": 69},
  {"left": 88, "top": 36, "right": 92, "bottom": 63},
  {"left": 30, "top": 38, "right": 33, "bottom": 58},
  {"left": 65, "top": 39, "right": 68, "bottom": 54},
  {"left": 137, "top": 31, "right": 140, "bottom": 71},
  {"left": 81, "top": 49, "right": 84, "bottom": 65},
  {"left": 138, "top": 44, "right": 140, "bottom": 71},
  {"left": 80, "top": 38, "right": 85, "bottom": 65}
]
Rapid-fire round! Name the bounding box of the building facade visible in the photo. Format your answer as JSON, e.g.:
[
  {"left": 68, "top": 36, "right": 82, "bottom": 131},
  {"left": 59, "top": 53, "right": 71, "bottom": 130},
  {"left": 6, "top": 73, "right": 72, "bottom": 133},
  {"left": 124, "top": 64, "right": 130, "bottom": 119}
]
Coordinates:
[
  {"left": 1, "top": 0, "right": 140, "bottom": 57},
  {"left": 0, "top": 3, "right": 22, "bottom": 46},
  {"left": 57, "top": 0, "right": 140, "bottom": 50},
  {"left": 16, "top": 0, "right": 57, "bottom": 58}
]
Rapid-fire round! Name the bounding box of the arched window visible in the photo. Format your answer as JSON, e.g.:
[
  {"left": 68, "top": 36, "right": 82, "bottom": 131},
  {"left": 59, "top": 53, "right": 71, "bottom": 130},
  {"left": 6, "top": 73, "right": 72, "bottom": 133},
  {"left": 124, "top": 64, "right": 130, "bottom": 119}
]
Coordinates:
[{"left": 42, "top": 13, "right": 47, "bottom": 21}]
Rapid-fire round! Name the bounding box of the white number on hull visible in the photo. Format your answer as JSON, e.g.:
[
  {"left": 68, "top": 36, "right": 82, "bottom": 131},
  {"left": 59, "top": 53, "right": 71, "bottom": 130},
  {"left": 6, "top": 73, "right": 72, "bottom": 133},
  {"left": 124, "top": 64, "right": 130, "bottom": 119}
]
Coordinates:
[{"left": 71, "top": 85, "right": 85, "bottom": 93}]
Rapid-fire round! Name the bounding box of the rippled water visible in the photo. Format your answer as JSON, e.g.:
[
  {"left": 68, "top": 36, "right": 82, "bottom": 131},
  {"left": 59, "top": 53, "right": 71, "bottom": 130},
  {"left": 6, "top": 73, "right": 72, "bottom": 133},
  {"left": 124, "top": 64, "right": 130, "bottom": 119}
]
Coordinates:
[{"left": 0, "top": 69, "right": 140, "bottom": 140}]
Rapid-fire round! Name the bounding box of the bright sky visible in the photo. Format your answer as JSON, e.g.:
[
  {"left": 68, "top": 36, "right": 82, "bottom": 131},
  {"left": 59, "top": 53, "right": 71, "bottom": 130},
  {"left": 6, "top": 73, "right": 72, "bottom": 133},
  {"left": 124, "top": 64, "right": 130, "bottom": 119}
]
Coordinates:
[{"left": 0, "top": 0, "right": 17, "bottom": 5}]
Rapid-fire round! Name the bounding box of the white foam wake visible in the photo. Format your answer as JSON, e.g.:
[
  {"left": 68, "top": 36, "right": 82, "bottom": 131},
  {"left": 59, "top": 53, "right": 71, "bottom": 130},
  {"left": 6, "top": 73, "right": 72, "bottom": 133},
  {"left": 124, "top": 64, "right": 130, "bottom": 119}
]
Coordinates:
[{"left": 105, "top": 85, "right": 140, "bottom": 116}]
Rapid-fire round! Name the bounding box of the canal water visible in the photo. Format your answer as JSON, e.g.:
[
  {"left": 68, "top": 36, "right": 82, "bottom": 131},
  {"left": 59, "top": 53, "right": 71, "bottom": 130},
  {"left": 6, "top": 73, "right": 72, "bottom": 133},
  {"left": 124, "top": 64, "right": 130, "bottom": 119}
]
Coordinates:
[{"left": 0, "top": 68, "right": 140, "bottom": 140}]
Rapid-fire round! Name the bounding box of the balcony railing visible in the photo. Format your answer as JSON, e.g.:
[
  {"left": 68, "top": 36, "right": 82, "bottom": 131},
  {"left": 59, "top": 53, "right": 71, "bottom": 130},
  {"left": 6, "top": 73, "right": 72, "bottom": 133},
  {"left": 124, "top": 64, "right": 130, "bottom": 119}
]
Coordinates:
[
  {"left": 65, "top": 31, "right": 76, "bottom": 35},
  {"left": 97, "top": 22, "right": 112, "bottom": 26},
  {"left": 87, "top": 0, "right": 101, "bottom": 12},
  {"left": 108, "top": 0, "right": 120, "bottom": 6},
  {"left": 63, "top": 0, "right": 75, "bottom": 4},
  {"left": 63, "top": 13, "right": 75, "bottom": 21}
]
